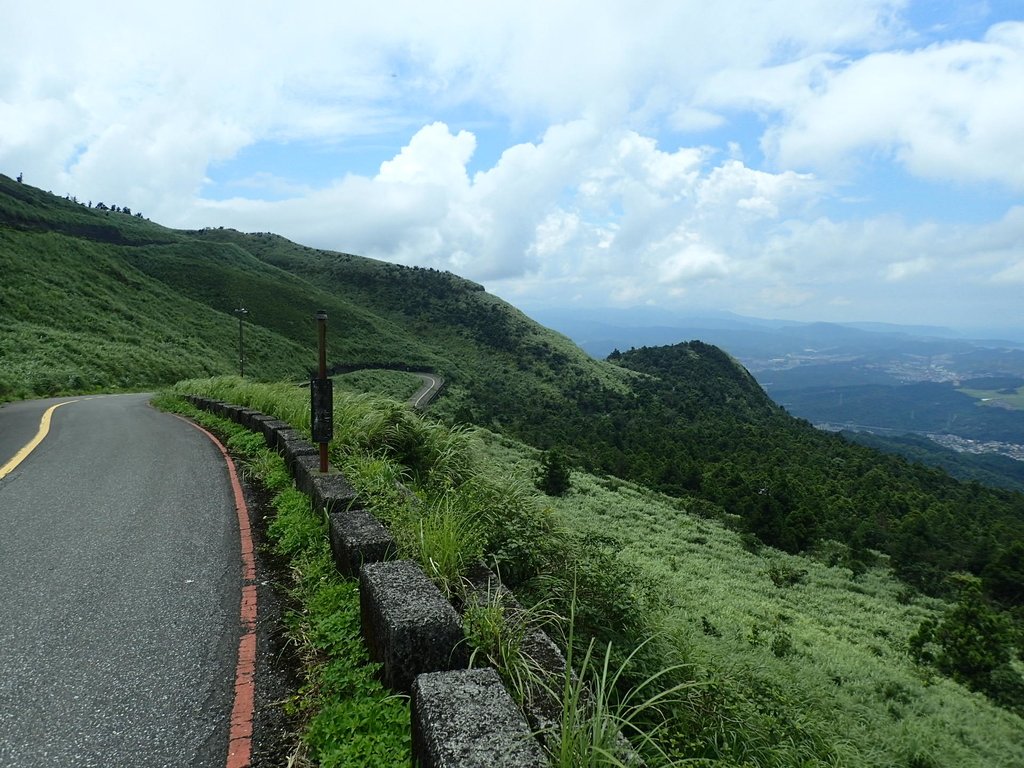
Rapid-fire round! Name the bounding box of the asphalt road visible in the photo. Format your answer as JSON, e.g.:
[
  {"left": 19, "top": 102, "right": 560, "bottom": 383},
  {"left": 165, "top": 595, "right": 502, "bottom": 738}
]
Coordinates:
[
  {"left": 0, "top": 394, "right": 241, "bottom": 767},
  {"left": 410, "top": 373, "right": 444, "bottom": 409}
]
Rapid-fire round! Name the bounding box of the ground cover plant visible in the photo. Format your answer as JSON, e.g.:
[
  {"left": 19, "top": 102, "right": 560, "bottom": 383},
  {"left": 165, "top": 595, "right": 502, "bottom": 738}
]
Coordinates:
[{"left": 531, "top": 459, "right": 1024, "bottom": 767}]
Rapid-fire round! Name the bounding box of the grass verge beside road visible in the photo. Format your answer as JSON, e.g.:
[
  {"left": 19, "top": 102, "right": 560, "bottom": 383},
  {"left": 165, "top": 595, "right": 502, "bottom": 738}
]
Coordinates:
[{"left": 153, "top": 394, "right": 410, "bottom": 766}]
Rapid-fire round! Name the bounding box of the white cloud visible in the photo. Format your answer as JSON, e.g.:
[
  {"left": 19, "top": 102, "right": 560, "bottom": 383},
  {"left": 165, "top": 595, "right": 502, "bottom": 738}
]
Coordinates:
[
  {"left": 377, "top": 123, "right": 475, "bottom": 188},
  {"left": 885, "top": 257, "right": 932, "bottom": 281},
  {"left": 1, "top": 1, "right": 1022, "bottom": 329},
  {"left": 762, "top": 21, "right": 1024, "bottom": 188}
]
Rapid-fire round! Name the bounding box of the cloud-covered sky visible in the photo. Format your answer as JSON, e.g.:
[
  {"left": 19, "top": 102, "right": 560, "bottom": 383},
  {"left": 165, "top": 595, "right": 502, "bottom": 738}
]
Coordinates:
[{"left": 3, "top": 1, "right": 1022, "bottom": 332}]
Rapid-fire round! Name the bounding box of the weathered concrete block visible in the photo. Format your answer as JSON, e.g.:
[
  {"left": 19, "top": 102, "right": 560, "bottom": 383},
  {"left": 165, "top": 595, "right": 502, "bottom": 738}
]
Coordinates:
[
  {"left": 280, "top": 436, "right": 318, "bottom": 476},
  {"left": 310, "top": 472, "right": 359, "bottom": 515},
  {"left": 260, "top": 419, "right": 291, "bottom": 447},
  {"left": 360, "top": 560, "right": 467, "bottom": 692},
  {"left": 236, "top": 408, "right": 260, "bottom": 429},
  {"left": 248, "top": 413, "right": 273, "bottom": 433},
  {"left": 292, "top": 453, "right": 324, "bottom": 495},
  {"left": 222, "top": 404, "right": 243, "bottom": 422},
  {"left": 271, "top": 427, "right": 304, "bottom": 452},
  {"left": 328, "top": 509, "right": 396, "bottom": 577},
  {"left": 208, "top": 400, "right": 227, "bottom": 416},
  {"left": 412, "top": 667, "right": 546, "bottom": 768}
]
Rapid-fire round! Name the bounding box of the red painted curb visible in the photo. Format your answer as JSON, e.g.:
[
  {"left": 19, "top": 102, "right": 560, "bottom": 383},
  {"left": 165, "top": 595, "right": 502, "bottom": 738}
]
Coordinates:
[{"left": 178, "top": 416, "right": 257, "bottom": 768}]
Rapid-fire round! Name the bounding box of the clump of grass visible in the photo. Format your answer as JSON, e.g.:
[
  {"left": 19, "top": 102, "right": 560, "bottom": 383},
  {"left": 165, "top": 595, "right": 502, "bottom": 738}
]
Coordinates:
[
  {"left": 521, "top": 588, "right": 697, "bottom": 768},
  {"left": 416, "top": 497, "right": 485, "bottom": 599},
  {"left": 462, "top": 579, "right": 562, "bottom": 719}
]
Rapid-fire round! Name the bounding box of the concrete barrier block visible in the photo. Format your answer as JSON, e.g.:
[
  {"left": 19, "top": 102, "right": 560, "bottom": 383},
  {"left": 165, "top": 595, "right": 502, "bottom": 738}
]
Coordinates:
[
  {"left": 208, "top": 400, "right": 227, "bottom": 416},
  {"left": 236, "top": 408, "right": 260, "bottom": 429},
  {"left": 292, "top": 453, "right": 324, "bottom": 495},
  {"left": 328, "top": 509, "right": 397, "bottom": 577},
  {"left": 260, "top": 419, "right": 290, "bottom": 447},
  {"left": 280, "top": 436, "right": 318, "bottom": 472},
  {"left": 310, "top": 472, "right": 359, "bottom": 515},
  {"left": 248, "top": 413, "right": 273, "bottom": 433},
  {"left": 412, "top": 667, "right": 546, "bottom": 768},
  {"left": 271, "top": 427, "right": 304, "bottom": 452},
  {"left": 360, "top": 560, "right": 467, "bottom": 692},
  {"left": 222, "top": 404, "right": 243, "bottom": 422}
]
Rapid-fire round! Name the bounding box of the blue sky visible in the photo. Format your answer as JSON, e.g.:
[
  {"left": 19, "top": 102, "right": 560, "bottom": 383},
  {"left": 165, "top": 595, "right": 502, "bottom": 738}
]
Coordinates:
[{"left": 2, "top": 1, "right": 1022, "bottom": 334}]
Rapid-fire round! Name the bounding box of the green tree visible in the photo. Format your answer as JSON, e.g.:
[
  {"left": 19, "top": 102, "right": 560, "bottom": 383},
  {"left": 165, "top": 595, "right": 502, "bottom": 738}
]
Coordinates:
[
  {"left": 984, "top": 541, "right": 1024, "bottom": 606},
  {"left": 536, "top": 449, "right": 571, "bottom": 496},
  {"left": 910, "top": 578, "right": 1022, "bottom": 710}
]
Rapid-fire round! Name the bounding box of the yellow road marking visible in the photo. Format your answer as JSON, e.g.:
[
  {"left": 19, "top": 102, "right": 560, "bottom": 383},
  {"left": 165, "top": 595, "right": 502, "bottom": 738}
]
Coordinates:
[{"left": 0, "top": 400, "right": 78, "bottom": 480}]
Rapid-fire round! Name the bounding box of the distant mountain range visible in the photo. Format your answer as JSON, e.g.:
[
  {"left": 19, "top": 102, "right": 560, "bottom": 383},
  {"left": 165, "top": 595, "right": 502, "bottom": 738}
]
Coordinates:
[
  {"left": 526, "top": 305, "right": 1024, "bottom": 361},
  {"left": 530, "top": 304, "right": 1024, "bottom": 485}
]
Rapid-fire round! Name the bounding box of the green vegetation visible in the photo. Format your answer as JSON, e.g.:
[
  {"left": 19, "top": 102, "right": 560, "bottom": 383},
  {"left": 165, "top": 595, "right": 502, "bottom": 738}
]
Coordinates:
[
  {"left": 846, "top": 432, "right": 1024, "bottom": 493},
  {"left": 167, "top": 379, "right": 1024, "bottom": 766},
  {"left": 537, "top": 450, "right": 572, "bottom": 497},
  {"left": 540, "top": 464, "right": 1024, "bottom": 767}
]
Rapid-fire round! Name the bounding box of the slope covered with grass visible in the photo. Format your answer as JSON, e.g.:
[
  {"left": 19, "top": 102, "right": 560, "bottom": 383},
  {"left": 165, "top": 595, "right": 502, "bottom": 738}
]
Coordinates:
[{"left": 0, "top": 174, "right": 621, "bottom": 412}]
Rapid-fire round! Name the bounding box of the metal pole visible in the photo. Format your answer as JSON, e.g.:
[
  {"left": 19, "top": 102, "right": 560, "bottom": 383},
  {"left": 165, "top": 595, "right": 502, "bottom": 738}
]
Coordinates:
[
  {"left": 234, "top": 307, "right": 248, "bottom": 377},
  {"left": 315, "top": 310, "right": 329, "bottom": 473},
  {"left": 317, "top": 311, "right": 327, "bottom": 380}
]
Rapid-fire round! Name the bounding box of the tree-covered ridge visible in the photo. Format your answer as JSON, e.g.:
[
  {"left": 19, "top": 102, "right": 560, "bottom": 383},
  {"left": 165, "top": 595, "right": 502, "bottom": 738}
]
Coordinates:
[{"left": 609, "top": 343, "right": 1024, "bottom": 605}]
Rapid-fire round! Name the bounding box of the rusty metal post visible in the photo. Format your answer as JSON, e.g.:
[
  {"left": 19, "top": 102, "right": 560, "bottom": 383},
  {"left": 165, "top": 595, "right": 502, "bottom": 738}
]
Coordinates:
[
  {"left": 317, "top": 311, "right": 327, "bottom": 378},
  {"left": 234, "top": 307, "right": 248, "bottom": 376},
  {"left": 311, "top": 310, "right": 332, "bottom": 473}
]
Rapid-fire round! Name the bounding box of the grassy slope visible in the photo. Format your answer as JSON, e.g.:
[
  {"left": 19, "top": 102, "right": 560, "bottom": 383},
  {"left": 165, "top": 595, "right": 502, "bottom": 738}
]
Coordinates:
[
  {"left": 478, "top": 430, "right": 1024, "bottom": 768},
  {"left": 1, "top": 174, "right": 623, "bottom": 412},
  {"left": 554, "top": 470, "right": 1024, "bottom": 768}
]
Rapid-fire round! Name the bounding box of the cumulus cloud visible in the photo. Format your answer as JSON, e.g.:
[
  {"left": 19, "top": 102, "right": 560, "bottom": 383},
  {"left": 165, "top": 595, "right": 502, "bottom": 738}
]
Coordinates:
[
  {"left": 762, "top": 21, "right": 1024, "bottom": 189},
  {"left": 1, "top": 1, "right": 1021, "bottom": 328}
]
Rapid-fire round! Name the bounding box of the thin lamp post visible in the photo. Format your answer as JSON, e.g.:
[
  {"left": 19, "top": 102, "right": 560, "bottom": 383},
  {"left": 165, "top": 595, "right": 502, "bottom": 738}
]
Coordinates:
[{"left": 234, "top": 307, "right": 248, "bottom": 376}]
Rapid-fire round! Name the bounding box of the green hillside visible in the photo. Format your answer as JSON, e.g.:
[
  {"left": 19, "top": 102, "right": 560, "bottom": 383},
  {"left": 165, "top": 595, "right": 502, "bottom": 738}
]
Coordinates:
[{"left": 0, "top": 174, "right": 624, "bottom": 415}]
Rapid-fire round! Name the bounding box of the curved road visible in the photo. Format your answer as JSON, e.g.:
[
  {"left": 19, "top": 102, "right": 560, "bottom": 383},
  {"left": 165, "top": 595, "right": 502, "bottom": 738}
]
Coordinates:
[
  {"left": 0, "top": 394, "right": 243, "bottom": 767},
  {"left": 410, "top": 373, "right": 444, "bottom": 410}
]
